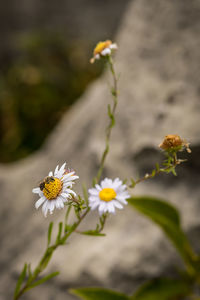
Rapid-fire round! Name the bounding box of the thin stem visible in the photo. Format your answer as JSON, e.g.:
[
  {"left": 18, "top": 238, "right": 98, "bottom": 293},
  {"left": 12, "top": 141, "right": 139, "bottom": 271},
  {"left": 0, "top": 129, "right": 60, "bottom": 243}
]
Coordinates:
[
  {"left": 129, "top": 159, "right": 181, "bottom": 188},
  {"left": 95, "top": 56, "right": 118, "bottom": 183},
  {"left": 14, "top": 207, "right": 90, "bottom": 300}
]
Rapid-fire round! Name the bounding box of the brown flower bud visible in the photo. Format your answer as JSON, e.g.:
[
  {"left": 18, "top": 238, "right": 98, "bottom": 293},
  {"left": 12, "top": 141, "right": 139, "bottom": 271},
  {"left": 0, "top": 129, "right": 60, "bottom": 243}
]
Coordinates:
[{"left": 159, "top": 134, "right": 191, "bottom": 153}]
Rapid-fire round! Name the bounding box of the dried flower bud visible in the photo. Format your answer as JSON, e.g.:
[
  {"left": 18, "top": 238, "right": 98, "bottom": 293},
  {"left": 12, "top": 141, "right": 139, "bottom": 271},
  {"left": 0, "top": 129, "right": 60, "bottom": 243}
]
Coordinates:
[{"left": 159, "top": 134, "right": 191, "bottom": 153}]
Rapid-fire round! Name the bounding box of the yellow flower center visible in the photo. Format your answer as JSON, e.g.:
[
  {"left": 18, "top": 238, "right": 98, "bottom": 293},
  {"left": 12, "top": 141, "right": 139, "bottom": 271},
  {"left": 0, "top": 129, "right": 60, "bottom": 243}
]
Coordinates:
[
  {"left": 43, "top": 177, "right": 63, "bottom": 200},
  {"left": 94, "top": 40, "right": 112, "bottom": 56},
  {"left": 99, "top": 188, "right": 116, "bottom": 202}
]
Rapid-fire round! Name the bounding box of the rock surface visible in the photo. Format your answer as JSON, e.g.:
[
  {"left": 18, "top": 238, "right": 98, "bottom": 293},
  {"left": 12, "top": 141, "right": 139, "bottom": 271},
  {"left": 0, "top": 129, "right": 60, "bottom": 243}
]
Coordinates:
[{"left": 1, "top": 0, "right": 200, "bottom": 299}]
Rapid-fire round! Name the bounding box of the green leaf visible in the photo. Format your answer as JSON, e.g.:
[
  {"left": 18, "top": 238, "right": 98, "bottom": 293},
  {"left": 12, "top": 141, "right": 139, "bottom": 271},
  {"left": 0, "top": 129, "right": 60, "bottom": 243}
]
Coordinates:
[
  {"left": 56, "top": 222, "right": 63, "bottom": 243},
  {"left": 128, "top": 196, "right": 180, "bottom": 226},
  {"left": 155, "top": 163, "right": 160, "bottom": 172},
  {"left": 39, "top": 248, "right": 54, "bottom": 272},
  {"left": 65, "top": 205, "right": 72, "bottom": 230},
  {"left": 47, "top": 222, "right": 53, "bottom": 246},
  {"left": 70, "top": 287, "right": 129, "bottom": 300},
  {"left": 82, "top": 183, "right": 89, "bottom": 205},
  {"left": 79, "top": 230, "right": 105, "bottom": 237},
  {"left": 130, "top": 178, "right": 136, "bottom": 188},
  {"left": 128, "top": 196, "right": 196, "bottom": 270},
  {"left": 92, "top": 178, "right": 97, "bottom": 187},
  {"left": 25, "top": 271, "right": 59, "bottom": 291},
  {"left": 14, "top": 263, "right": 27, "bottom": 298},
  {"left": 130, "top": 278, "right": 191, "bottom": 300}
]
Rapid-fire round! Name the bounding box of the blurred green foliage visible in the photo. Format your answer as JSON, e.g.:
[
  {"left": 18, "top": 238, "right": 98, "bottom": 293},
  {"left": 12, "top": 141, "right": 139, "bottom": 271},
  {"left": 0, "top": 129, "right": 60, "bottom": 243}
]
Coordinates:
[{"left": 0, "top": 33, "right": 103, "bottom": 162}]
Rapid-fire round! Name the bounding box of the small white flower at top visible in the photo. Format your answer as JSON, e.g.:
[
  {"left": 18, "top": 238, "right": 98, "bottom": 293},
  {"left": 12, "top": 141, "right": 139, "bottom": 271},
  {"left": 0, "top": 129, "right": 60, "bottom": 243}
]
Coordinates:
[
  {"left": 90, "top": 40, "right": 118, "bottom": 63},
  {"left": 88, "top": 178, "right": 130, "bottom": 215},
  {"left": 32, "top": 163, "right": 79, "bottom": 217}
]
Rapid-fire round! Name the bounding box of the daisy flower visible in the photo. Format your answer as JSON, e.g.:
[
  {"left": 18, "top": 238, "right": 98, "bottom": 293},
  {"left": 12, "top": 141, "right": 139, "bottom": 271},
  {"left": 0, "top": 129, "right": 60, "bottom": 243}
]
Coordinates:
[
  {"left": 88, "top": 178, "right": 130, "bottom": 215},
  {"left": 90, "top": 40, "right": 118, "bottom": 63},
  {"left": 32, "top": 163, "right": 79, "bottom": 217}
]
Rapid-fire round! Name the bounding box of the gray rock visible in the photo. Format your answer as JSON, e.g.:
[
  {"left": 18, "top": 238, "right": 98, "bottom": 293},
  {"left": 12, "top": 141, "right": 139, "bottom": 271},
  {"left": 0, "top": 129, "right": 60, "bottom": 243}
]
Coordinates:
[{"left": 1, "top": 0, "right": 200, "bottom": 299}]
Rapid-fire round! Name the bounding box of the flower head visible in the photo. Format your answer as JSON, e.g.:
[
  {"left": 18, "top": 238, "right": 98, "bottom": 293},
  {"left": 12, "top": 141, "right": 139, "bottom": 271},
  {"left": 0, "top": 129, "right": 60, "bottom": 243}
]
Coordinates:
[
  {"left": 32, "top": 163, "right": 79, "bottom": 217},
  {"left": 88, "top": 178, "right": 130, "bottom": 215},
  {"left": 159, "top": 134, "right": 191, "bottom": 153},
  {"left": 90, "top": 40, "right": 118, "bottom": 63}
]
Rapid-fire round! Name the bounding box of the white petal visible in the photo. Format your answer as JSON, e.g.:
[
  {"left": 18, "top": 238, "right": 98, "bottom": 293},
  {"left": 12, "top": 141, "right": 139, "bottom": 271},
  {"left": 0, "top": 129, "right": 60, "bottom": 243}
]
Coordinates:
[
  {"left": 95, "top": 54, "right": 100, "bottom": 60},
  {"left": 59, "top": 195, "right": 68, "bottom": 203},
  {"left": 95, "top": 184, "right": 102, "bottom": 191},
  {"left": 64, "top": 188, "right": 77, "bottom": 197},
  {"left": 63, "top": 173, "right": 79, "bottom": 181},
  {"left": 90, "top": 202, "right": 99, "bottom": 210},
  {"left": 56, "top": 163, "right": 66, "bottom": 178},
  {"left": 42, "top": 201, "right": 49, "bottom": 217},
  {"left": 48, "top": 171, "right": 53, "bottom": 176},
  {"left": 55, "top": 199, "right": 61, "bottom": 208},
  {"left": 88, "top": 195, "right": 99, "bottom": 202},
  {"left": 35, "top": 196, "right": 46, "bottom": 209},
  {"left": 54, "top": 165, "right": 59, "bottom": 176},
  {"left": 110, "top": 43, "right": 118, "bottom": 50},
  {"left": 32, "top": 187, "right": 41, "bottom": 194},
  {"left": 99, "top": 202, "right": 106, "bottom": 212},
  {"left": 116, "top": 196, "right": 128, "bottom": 204},
  {"left": 101, "top": 48, "right": 111, "bottom": 56},
  {"left": 112, "top": 200, "right": 123, "bottom": 209},
  {"left": 61, "top": 192, "right": 69, "bottom": 198},
  {"left": 49, "top": 201, "right": 55, "bottom": 213},
  {"left": 112, "top": 178, "right": 122, "bottom": 189},
  {"left": 107, "top": 202, "right": 115, "bottom": 214},
  {"left": 88, "top": 188, "right": 99, "bottom": 196},
  {"left": 101, "top": 178, "right": 113, "bottom": 189}
]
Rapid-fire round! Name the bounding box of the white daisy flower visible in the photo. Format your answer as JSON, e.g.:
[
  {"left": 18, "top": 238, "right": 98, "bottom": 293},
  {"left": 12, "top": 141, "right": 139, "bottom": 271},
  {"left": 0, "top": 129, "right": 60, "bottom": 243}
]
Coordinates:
[
  {"left": 88, "top": 178, "right": 130, "bottom": 215},
  {"left": 90, "top": 40, "right": 118, "bottom": 63},
  {"left": 32, "top": 163, "right": 79, "bottom": 217}
]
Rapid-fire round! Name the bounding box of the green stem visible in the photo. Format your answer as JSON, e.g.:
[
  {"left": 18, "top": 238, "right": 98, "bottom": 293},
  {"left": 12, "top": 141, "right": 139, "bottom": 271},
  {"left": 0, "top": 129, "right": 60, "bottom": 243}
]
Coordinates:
[
  {"left": 14, "top": 207, "right": 90, "bottom": 300},
  {"left": 130, "top": 159, "right": 180, "bottom": 187},
  {"left": 95, "top": 56, "right": 118, "bottom": 184}
]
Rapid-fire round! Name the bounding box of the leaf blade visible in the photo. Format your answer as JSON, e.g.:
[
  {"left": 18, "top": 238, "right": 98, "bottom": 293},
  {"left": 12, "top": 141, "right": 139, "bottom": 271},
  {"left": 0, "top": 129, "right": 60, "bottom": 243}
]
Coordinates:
[
  {"left": 130, "top": 278, "right": 191, "bottom": 300},
  {"left": 128, "top": 196, "right": 196, "bottom": 269},
  {"left": 14, "top": 263, "right": 27, "bottom": 298},
  {"left": 70, "top": 287, "right": 129, "bottom": 300}
]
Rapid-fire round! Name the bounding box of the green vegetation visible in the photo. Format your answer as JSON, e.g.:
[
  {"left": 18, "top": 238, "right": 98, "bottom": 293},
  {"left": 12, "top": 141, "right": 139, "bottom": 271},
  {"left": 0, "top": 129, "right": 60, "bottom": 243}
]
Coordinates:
[{"left": 0, "top": 33, "right": 103, "bottom": 162}]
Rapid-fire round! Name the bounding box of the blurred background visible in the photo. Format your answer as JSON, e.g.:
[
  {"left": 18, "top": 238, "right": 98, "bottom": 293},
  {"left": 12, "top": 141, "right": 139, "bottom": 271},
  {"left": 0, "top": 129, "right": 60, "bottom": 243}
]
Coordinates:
[
  {"left": 1, "top": 0, "right": 200, "bottom": 299},
  {"left": 0, "top": 0, "right": 130, "bottom": 163}
]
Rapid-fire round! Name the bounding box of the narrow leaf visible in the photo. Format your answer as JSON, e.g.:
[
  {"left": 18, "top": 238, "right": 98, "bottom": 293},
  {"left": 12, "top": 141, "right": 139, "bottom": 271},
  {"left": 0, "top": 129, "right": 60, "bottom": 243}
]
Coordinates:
[
  {"left": 39, "top": 248, "right": 54, "bottom": 272},
  {"left": 128, "top": 196, "right": 196, "bottom": 269},
  {"left": 82, "top": 183, "right": 89, "bottom": 206},
  {"left": 65, "top": 206, "right": 72, "bottom": 230},
  {"left": 131, "top": 278, "right": 191, "bottom": 300},
  {"left": 26, "top": 272, "right": 59, "bottom": 291},
  {"left": 70, "top": 287, "right": 129, "bottom": 300},
  {"left": 47, "top": 222, "right": 53, "bottom": 246},
  {"left": 14, "top": 263, "right": 27, "bottom": 298},
  {"left": 155, "top": 163, "right": 160, "bottom": 172},
  {"left": 56, "top": 222, "right": 63, "bottom": 243},
  {"left": 79, "top": 230, "right": 105, "bottom": 237}
]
